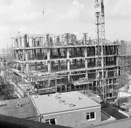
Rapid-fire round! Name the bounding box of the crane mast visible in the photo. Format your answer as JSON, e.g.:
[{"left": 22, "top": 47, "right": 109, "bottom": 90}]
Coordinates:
[{"left": 94, "top": 0, "right": 106, "bottom": 100}]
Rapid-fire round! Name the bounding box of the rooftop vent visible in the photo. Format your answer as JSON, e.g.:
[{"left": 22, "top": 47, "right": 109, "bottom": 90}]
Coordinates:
[
  {"left": 69, "top": 104, "right": 76, "bottom": 107},
  {"left": 59, "top": 99, "right": 65, "bottom": 103},
  {"left": 79, "top": 97, "right": 83, "bottom": 100},
  {"left": 55, "top": 95, "right": 61, "bottom": 99}
]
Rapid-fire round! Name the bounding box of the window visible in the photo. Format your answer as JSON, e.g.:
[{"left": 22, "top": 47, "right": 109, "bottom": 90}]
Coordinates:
[
  {"left": 45, "top": 118, "right": 56, "bottom": 125},
  {"left": 86, "top": 112, "right": 95, "bottom": 121}
]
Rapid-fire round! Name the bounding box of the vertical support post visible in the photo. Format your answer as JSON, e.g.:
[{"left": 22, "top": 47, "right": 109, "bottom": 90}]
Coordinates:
[
  {"left": 55, "top": 79, "right": 57, "bottom": 93},
  {"left": 47, "top": 49, "right": 51, "bottom": 73},
  {"left": 85, "top": 47, "right": 88, "bottom": 78},
  {"left": 116, "top": 46, "right": 119, "bottom": 77},
  {"left": 83, "top": 33, "right": 88, "bottom": 45},
  {"left": 35, "top": 49, "right": 37, "bottom": 70},
  {"left": 16, "top": 50, "right": 19, "bottom": 60},
  {"left": 67, "top": 48, "right": 70, "bottom": 81},
  {"left": 58, "top": 48, "right": 61, "bottom": 70},
  {"left": 25, "top": 50, "right": 29, "bottom": 73}
]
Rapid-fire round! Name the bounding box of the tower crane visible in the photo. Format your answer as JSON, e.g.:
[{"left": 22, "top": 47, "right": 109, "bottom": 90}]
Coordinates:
[{"left": 94, "top": 0, "right": 106, "bottom": 100}]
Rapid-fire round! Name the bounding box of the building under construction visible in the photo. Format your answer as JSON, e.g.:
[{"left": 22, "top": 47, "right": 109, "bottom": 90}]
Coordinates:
[
  {"left": 1, "top": 0, "right": 128, "bottom": 101},
  {"left": 6, "top": 32, "right": 126, "bottom": 100}
]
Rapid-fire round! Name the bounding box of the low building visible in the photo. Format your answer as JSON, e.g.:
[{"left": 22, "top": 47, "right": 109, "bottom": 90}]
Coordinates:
[{"left": 31, "top": 91, "right": 101, "bottom": 128}]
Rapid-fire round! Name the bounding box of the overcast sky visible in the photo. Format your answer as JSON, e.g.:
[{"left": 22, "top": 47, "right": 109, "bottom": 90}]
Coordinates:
[{"left": 0, "top": 0, "right": 131, "bottom": 48}]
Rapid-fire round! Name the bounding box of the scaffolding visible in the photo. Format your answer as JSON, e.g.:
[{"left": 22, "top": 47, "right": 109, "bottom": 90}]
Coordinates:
[
  {"left": 3, "top": 0, "right": 130, "bottom": 100},
  {"left": 118, "top": 41, "right": 129, "bottom": 88},
  {"left": 8, "top": 32, "right": 123, "bottom": 100}
]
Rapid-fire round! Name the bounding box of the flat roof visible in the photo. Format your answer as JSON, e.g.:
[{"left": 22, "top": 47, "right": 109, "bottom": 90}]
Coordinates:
[
  {"left": 0, "top": 98, "right": 38, "bottom": 119},
  {"left": 32, "top": 91, "right": 100, "bottom": 115}
]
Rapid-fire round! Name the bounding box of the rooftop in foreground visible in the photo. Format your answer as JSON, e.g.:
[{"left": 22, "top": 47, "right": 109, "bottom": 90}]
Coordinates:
[{"left": 32, "top": 91, "right": 100, "bottom": 115}]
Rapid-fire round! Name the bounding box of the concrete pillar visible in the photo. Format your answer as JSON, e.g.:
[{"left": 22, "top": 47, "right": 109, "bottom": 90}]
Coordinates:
[
  {"left": 24, "top": 34, "right": 28, "bottom": 48},
  {"left": 85, "top": 59, "right": 88, "bottom": 69},
  {"left": 68, "top": 73, "right": 71, "bottom": 81},
  {"left": 85, "top": 47, "right": 87, "bottom": 58},
  {"left": 85, "top": 70, "right": 88, "bottom": 79},
  {"left": 58, "top": 48, "right": 60, "bottom": 57},
  {"left": 58, "top": 48, "right": 61, "bottom": 69},
  {"left": 34, "top": 49, "right": 36, "bottom": 60},
  {"left": 74, "top": 48, "right": 76, "bottom": 57},
  {"left": 80, "top": 48, "right": 82, "bottom": 57},
  {"left": 85, "top": 47, "right": 88, "bottom": 78},
  {"left": 25, "top": 50, "right": 29, "bottom": 72},
  {"left": 47, "top": 49, "right": 51, "bottom": 72},
  {"left": 35, "top": 62, "right": 37, "bottom": 70},
  {"left": 42, "top": 49, "right": 45, "bottom": 60},
  {"left": 83, "top": 33, "right": 88, "bottom": 45},
  {"left": 58, "top": 60, "right": 61, "bottom": 70},
  {"left": 67, "top": 48, "right": 70, "bottom": 71},
  {"left": 25, "top": 50, "right": 28, "bottom": 60},
  {"left": 116, "top": 46, "right": 119, "bottom": 77},
  {"left": 67, "top": 48, "right": 70, "bottom": 81},
  {"left": 16, "top": 50, "right": 19, "bottom": 60},
  {"left": 34, "top": 49, "right": 37, "bottom": 70},
  {"left": 48, "top": 79, "right": 50, "bottom": 87},
  {"left": 18, "top": 36, "right": 22, "bottom": 48},
  {"left": 40, "top": 49, "right": 42, "bottom": 59}
]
